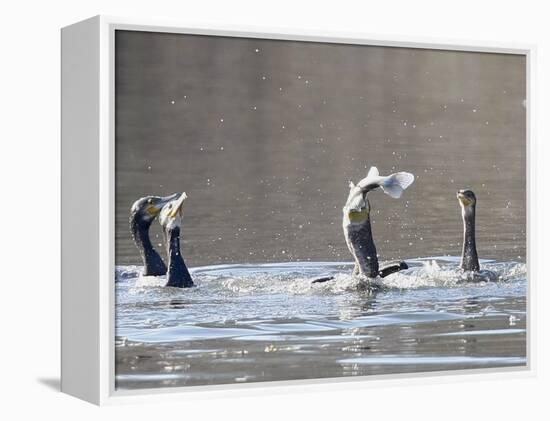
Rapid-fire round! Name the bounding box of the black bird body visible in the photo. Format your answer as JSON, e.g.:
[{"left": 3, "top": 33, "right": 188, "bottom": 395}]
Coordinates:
[
  {"left": 341, "top": 200, "right": 409, "bottom": 281},
  {"left": 159, "top": 193, "right": 194, "bottom": 288},
  {"left": 163, "top": 225, "right": 194, "bottom": 288},
  {"left": 457, "top": 189, "right": 497, "bottom": 282},
  {"left": 343, "top": 201, "right": 379, "bottom": 278},
  {"left": 320, "top": 167, "right": 414, "bottom": 286},
  {"left": 131, "top": 217, "right": 167, "bottom": 276},
  {"left": 130, "top": 193, "right": 181, "bottom": 276},
  {"left": 457, "top": 190, "right": 481, "bottom": 272}
]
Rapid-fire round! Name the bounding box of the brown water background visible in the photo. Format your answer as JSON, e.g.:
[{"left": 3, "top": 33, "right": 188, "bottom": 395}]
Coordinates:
[{"left": 115, "top": 30, "right": 526, "bottom": 269}]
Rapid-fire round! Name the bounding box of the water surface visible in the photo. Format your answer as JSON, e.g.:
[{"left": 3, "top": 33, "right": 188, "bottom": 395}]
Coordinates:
[
  {"left": 114, "top": 31, "right": 526, "bottom": 390},
  {"left": 115, "top": 259, "right": 526, "bottom": 389},
  {"left": 115, "top": 31, "right": 526, "bottom": 267}
]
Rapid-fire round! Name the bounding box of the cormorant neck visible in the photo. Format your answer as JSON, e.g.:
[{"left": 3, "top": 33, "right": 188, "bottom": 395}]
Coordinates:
[
  {"left": 164, "top": 227, "right": 194, "bottom": 288},
  {"left": 461, "top": 206, "right": 480, "bottom": 272},
  {"left": 130, "top": 215, "right": 167, "bottom": 276},
  {"left": 358, "top": 214, "right": 379, "bottom": 278},
  {"left": 344, "top": 208, "right": 379, "bottom": 278}
]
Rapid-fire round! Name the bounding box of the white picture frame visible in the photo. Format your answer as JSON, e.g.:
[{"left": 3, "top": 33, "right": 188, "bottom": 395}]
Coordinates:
[{"left": 61, "top": 15, "right": 534, "bottom": 405}]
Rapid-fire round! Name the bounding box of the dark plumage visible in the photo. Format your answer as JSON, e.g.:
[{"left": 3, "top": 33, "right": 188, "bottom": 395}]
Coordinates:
[
  {"left": 312, "top": 169, "right": 414, "bottom": 286},
  {"left": 457, "top": 189, "right": 498, "bottom": 282},
  {"left": 130, "top": 193, "right": 181, "bottom": 276},
  {"left": 457, "top": 189, "right": 480, "bottom": 272},
  {"left": 342, "top": 168, "right": 414, "bottom": 283},
  {"left": 158, "top": 193, "right": 194, "bottom": 288},
  {"left": 344, "top": 197, "right": 380, "bottom": 278},
  {"left": 311, "top": 261, "right": 408, "bottom": 284}
]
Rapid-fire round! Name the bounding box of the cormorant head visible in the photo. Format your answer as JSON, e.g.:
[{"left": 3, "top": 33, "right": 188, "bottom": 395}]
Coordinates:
[
  {"left": 344, "top": 180, "right": 370, "bottom": 224},
  {"left": 130, "top": 193, "right": 182, "bottom": 226},
  {"left": 159, "top": 192, "right": 188, "bottom": 233},
  {"left": 457, "top": 189, "right": 477, "bottom": 209}
]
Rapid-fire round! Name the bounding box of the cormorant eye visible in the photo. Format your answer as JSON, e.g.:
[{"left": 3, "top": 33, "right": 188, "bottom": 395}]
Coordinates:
[{"left": 147, "top": 198, "right": 153, "bottom": 204}]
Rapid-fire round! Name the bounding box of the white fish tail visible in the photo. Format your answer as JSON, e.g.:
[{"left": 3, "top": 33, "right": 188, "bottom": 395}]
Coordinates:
[{"left": 380, "top": 172, "right": 415, "bottom": 198}]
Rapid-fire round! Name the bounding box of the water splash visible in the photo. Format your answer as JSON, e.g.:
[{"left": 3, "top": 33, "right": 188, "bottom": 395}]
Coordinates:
[
  {"left": 117, "top": 258, "right": 526, "bottom": 297},
  {"left": 115, "top": 257, "right": 526, "bottom": 387},
  {"left": 381, "top": 259, "right": 526, "bottom": 290}
]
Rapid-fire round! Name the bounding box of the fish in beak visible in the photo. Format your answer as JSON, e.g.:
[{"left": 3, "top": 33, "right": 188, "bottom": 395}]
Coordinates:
[
  {"left": 159, "top": 192, "right": 188, "bottom": 230},
  {"left": 167, "top": 192, "right": 188, "bottom": 218},
  {"left": 146, "top": 192, "right": 183, "bottom": 217}
]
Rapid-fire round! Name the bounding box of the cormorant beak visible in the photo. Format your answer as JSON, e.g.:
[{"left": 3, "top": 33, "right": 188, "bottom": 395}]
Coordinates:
[
  {"left": 158, "top": 192, "right": 182, "bottom": 208},
  {"left": 147, "top": 192, "right": 182, "bottom": 216},
  {"left": 457, "top": 191, "right": 466, "bottom": 206},
  {"left": 168, "top": 192, "right": 188, "bottom": 218}
]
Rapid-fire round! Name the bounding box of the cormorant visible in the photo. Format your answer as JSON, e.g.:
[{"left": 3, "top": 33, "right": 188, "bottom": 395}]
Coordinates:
[
  {"left": 313, "top": 167, "right": 414, "bottom": 285},
  {"left": 343, "top": 167, "right": 414, "bottom": 281},
  {"left": 158, "top": 192, "right": 194, "bottom": 288},
  {"left": 457, "top": 189, "right": 479, "bottom": 272},
  {"left": 130, "top": 193, "right": 182, "bottom": 276},
  {"left": 456, "top": 189, "right": 497, "bottom": 281}
]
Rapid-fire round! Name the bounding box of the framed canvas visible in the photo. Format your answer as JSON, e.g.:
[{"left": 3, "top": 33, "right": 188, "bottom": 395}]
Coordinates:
[{"left": 61, "top": 15, "right": 533, "bottom": 405}]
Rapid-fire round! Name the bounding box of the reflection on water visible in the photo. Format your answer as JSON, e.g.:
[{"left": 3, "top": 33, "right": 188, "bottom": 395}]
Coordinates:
[{"left": 115, "top": 259, "right": 526, "bottom": 390}]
